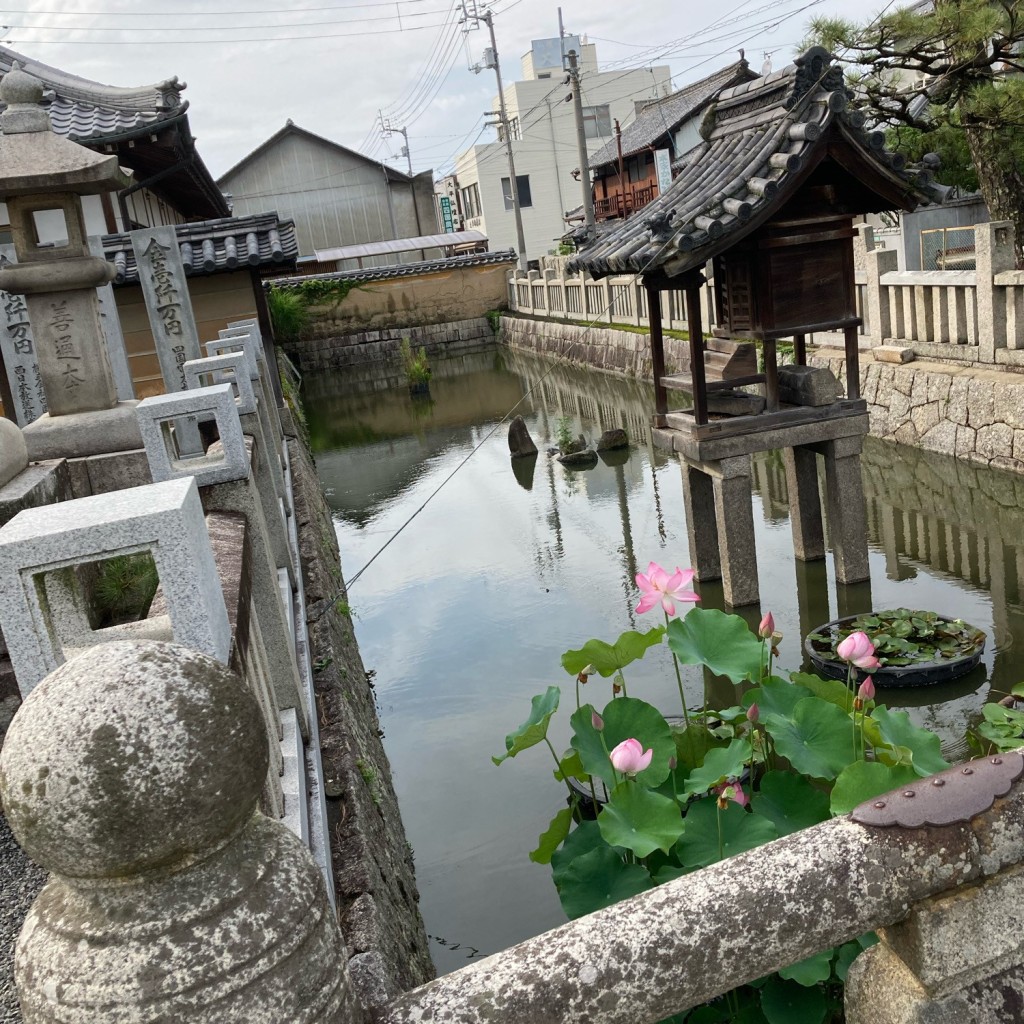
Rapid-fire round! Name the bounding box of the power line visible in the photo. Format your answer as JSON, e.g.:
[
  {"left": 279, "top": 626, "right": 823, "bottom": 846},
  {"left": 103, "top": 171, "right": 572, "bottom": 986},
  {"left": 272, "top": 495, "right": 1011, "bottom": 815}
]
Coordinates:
[
  {"left": 0, "top": 0, "right": 443, "bottom": 14},
  {"left": 3, "top": 21, "right": 454, "bottom": 43}
]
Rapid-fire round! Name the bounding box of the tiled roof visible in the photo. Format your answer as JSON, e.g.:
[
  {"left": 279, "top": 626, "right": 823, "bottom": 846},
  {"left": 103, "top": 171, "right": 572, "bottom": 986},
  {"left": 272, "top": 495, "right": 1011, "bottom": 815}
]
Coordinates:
[
  {"left": 0, "top": 46, "right": 185, "bottom": 143},
  {"left": 265, "top": 249, "right": 517, "bottom": 287},
  {"left": 102, "top": 213, "right": 299, "bottom": 284},
  {"left": 570, "top": 48, "right": 950, "bottom": 279},
  {"left": 589, "top": 59, "right": 757, "bottom": 171}
]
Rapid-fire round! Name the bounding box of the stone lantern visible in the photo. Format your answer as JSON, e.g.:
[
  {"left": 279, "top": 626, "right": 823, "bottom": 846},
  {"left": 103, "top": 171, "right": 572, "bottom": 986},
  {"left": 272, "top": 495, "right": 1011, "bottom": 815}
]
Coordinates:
[{"left": 0, "top": 64, "right": 141, "bottom": 460}]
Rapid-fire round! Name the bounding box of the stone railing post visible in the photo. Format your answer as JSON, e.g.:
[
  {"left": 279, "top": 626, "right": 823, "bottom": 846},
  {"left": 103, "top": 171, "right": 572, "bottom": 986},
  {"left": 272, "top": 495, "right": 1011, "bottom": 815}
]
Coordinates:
[
  {"left": 0, "top": 639, "right": 359, "bottom": 1023},
  {"left": 864, "top": 247, "right": 898, "bottom": 344},
  {"left": 975, "top": 220, "right": 1015, "bottom": 362}
]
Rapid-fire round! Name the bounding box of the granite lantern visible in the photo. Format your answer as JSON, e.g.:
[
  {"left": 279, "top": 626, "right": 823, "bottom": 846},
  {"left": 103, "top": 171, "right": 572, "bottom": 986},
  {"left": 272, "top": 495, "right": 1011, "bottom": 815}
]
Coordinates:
[{"left": 0, "top": 64, "right": 141, "bottom": 459}]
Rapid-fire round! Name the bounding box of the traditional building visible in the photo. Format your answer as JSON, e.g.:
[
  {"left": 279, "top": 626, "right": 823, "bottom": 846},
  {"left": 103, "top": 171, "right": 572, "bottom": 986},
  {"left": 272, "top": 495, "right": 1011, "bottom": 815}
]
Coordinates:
[
  {"left": 571, "top": 47, "right": 946, "bottom": 608},
  {"left": 586, "top": 57, "right": 758, "bottom": 222},
  {"left": 217, "top": 121, "right": 439, "bottom": 266},
  {"left": 0, "top": 49, "right": 298, "bottom": 416},
  {"left": 451, "top": 37, "right": 671, "bottom": 261}
]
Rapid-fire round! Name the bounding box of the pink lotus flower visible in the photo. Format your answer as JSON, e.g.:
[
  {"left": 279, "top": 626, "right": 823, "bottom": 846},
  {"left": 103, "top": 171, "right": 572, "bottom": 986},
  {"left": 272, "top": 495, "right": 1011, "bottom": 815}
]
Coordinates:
[
  {"left": 746, "top": 703, "right": 760, "bottom": 724},
  {"left": 609, "top": 737, "right": 653, "bottom": 775},
  {"left": 635, "top": 561, "right": 700, "bottom": 616},
  {"left": 758, "top": 612, "right": 775, "bottom": 639},
  {"left": 715, "top": 781, "right": 748, "bottom": 809},
  {"left": 836, "top": 631, "right": 880, "bottom": 671},
  {"left": 858, "top": 677, "right": 876, "bottom": 702}
]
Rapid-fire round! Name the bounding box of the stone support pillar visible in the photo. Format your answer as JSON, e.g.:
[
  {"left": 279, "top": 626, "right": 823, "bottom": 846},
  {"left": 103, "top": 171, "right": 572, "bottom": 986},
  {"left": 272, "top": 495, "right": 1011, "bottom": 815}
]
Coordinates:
[
  {"left": 681, "top": 455, "right": 759, "bottom": 607},
  {"left": 783, "top": 446, "right": 825, "bottom": 561},
  {"left": 817, "top": 435, "right": 871, "bottom": 584}
]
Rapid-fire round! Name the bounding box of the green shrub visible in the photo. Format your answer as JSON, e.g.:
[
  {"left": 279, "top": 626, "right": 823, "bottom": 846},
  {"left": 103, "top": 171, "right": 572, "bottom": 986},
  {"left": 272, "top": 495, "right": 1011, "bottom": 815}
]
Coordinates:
[
  {"left": 93, "top": 553, "right": 159, "bottom": 627},
  {"left": 400, "top": 337, "right": 432, "bottom": 386},
  {"left": 267, "top": 288, "right": 310, "bottom": 343}
]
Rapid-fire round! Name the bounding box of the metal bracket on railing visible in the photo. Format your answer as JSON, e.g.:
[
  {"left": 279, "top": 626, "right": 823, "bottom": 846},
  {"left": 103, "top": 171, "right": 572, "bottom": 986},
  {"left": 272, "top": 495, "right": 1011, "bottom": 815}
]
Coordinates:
[{"left": 851, "top": 752, "right": 1024, "bottom": 828}]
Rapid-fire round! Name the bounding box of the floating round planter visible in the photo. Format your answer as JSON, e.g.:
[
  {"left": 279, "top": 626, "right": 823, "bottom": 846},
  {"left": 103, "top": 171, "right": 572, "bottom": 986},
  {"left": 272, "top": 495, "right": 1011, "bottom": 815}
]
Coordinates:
[{"left": 805, "top": 609, "right": 986, "bottom": 688}]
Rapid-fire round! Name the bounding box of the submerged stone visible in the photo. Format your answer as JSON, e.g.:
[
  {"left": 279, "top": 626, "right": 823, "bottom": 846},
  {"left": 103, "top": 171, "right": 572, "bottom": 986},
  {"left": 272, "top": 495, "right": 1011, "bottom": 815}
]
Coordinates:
[{"left": 508, "top": 414, "right": 538, "bottom": 458}]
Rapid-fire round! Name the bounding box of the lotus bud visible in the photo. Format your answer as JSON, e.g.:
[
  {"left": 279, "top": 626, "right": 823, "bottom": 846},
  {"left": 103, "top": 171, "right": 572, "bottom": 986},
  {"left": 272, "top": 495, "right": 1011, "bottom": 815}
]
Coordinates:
[
  {"left": 758, "top": 612, "right": 774, "bottom": 639},
  {"left": 591, "top": 710, "right": 604, "bottom": 732},
  {"left": 746, "top": 703, "right": 759, "bottom": 724}
]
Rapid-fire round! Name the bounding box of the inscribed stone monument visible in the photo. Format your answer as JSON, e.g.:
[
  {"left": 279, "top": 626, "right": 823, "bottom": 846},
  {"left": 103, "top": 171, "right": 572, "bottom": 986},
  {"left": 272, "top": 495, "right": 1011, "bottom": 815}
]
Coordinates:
[
  {"left": 130, "top": 224, "right": 201, "bottom": 394},
  {"left": 0, "top": 261, "right": 45, "bottom": 425},
  {"left": 0, "top": 65, "right": 141, "bottom": 459}
]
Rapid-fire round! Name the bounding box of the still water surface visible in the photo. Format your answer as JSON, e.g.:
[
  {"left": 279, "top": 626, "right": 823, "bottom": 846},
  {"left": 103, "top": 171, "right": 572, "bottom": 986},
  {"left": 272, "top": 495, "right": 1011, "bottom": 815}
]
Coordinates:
[{"left": 306, "top": 346, "right": 1024, "bottom": 974}]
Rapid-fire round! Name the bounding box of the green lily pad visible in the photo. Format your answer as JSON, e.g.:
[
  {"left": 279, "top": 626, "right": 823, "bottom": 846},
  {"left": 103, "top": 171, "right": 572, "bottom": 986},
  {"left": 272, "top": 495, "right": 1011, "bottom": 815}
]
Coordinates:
[
  {"left": 551, "top": 820, "right": 606, "bottom": 887},
  {"left": 778, "top": 949, "right": 833, "bottom": 986},
  {"left": 677, "top": 800, "right": 779, "bottom": 869},
  {"left": 754, "top": 770, "right": 831, "bottom": 836},
  {"left": 556, "top": 844, "right": 654, "bottom": 919},
  {"left": 682, "top": 738, "right": 750, "bottom": 796},
  {"left": 759, "top": 976, "right": 827, "bottom": 1024},
  {"left": 764, "top": 697, "right": 858, "bottom": 781},
  {"left": 864, "top": 707, "right": 948, "bottom": 777},
  {"left": 830, "top": 760, "right": 920, "bottom": 815},
  {"left": 598, "top": 783, "right": 686, "bottom": 857},
  {"left": 561, "top": 626, "right": 666, "bottom": 678},
  {"left": 667, "top": 607, "right": 764, "bottom": 683},
  {"left": 570, "top": 697, "right": 675, "bottom": 788},
  {"left": 743, "top": 676, "right": 814, "bottom": 718},
  {"left": 529, "top": 807, "right": 573, "bottom": 864},
  {"left": 492, "top": 686, "right": 560, "bottom": 765}
]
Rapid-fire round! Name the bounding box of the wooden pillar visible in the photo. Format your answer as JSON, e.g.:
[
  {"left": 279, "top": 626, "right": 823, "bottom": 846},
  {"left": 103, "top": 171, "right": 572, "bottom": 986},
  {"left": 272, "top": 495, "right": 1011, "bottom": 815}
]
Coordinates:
[
  {"left": 793, "top": 333, "right": 806, "bottom": 366},
  {"left": 647, "top": 284, "right": 668, "bottom": 425},
  {"left": 844, "top": 324, "right": 861, "bottom": 400},
  {"left": 764, "top": 338, "right": 779, "bottom": 412},
  {"left": 684, "top": 279, "right": 707, "bottom": 425}
]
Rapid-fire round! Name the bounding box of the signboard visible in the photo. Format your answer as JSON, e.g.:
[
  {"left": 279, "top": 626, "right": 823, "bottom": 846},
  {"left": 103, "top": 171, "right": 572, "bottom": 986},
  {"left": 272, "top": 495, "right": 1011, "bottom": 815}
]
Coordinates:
[
  {"left": 654, "top": 149, "right": 673, "bottom": 197},
  {"left": 439, "top": 196, "right": 455, "bottom": 233}
]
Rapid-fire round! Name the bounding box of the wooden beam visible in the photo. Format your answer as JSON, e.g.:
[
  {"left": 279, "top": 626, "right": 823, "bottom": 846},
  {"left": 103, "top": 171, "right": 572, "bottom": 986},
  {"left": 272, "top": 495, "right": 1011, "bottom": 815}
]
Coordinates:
[{"left": 844, "top": 324, "right": 861, "bottom": 400}]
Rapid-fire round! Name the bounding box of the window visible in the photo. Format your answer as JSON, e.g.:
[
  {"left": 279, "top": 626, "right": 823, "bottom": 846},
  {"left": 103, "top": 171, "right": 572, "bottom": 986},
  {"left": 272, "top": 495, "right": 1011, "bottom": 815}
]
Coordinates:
[
  {"left": 501, "top": 175, "right": 533, "bottom": 210},
  {"left": 582, "top": 104, "right": 611, "bottom": 139},
  {"left": 460, "top": 182, "right": 482, "bottom": 220}
]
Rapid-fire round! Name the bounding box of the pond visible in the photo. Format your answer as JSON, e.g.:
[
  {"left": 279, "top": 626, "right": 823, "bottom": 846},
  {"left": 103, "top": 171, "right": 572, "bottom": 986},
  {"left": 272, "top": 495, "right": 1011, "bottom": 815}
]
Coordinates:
[{"left": 305, "top": 345, "right": 1024, "bottom": 975}]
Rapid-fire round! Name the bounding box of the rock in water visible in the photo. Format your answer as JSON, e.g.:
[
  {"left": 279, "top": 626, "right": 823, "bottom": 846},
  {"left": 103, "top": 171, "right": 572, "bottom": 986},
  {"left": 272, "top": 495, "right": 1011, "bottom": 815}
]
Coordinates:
[
  {"left": 558, "top": 448, "right": 599, "bottom": 469},
  {"left": 596, "top": 428, "right": 628, "bottom": 452},
  {"left": 508, "top": 415, "right": 538, "bottom": 458}
]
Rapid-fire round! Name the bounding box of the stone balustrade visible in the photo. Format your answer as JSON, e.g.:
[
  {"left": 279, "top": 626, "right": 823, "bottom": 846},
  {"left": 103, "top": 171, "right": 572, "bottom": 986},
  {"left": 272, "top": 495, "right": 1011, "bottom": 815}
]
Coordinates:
[
  {"left": 510, "top": 224, "right": 1023, "bottom": 367},
  {"left": 382, "top": 755, "right": 1024, "bottom": 1024}
]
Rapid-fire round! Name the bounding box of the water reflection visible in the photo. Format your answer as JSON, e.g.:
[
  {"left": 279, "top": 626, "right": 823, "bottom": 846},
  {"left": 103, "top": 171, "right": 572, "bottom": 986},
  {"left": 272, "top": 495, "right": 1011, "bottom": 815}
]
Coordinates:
[{"left": 308, "top": 345, "right": 1024, "bottom": 974}]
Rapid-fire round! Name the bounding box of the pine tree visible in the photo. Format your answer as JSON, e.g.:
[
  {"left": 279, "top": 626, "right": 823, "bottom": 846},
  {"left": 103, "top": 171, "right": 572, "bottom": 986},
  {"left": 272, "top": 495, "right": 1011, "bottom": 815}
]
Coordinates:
[{"left": 808, "top": 1, "right": 1024, "bottom": 260}]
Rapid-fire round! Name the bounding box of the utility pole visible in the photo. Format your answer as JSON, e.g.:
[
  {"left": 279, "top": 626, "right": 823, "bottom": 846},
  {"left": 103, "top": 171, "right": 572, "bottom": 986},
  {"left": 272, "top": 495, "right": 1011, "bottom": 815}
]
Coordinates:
[
  {"left": 380, "top": 116, "right": 413, "bottom": 176},
  {"left": 567, "top": 49, "right": 596, "bottom": 240},
  {"left": 614, "top": 118, "right": 625, "bottom": 216},
  {"left": 462, "top": 1, "right": 528, "bottom": 270}
]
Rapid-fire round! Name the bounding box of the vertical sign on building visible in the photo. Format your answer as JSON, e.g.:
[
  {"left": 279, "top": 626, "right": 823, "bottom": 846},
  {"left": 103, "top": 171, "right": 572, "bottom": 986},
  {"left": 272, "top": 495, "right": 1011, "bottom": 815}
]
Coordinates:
[
  {"left": 654, "top": 149, "right": 673, "bottom": 197},
  {"left": 0, "top": 246, "right": 46, "bottom": 426},
  {"left": 439, "top": 196, "right": 455, "bottom": 233},
  {"left": 130, "top": 225, "right": 202, "bottom": 394}
]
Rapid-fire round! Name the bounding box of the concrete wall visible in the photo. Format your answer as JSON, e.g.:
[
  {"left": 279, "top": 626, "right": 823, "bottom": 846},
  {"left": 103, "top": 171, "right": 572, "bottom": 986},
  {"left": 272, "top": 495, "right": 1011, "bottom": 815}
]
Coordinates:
[
  {"left": 284, "top": 317, "right": 495, "bottom": 373},
  {"left": 499, "top": 312, "right": 1024, "bottom": 476},
  {"left": 299, "top": 261, "right": 512, "bottom": 338}
]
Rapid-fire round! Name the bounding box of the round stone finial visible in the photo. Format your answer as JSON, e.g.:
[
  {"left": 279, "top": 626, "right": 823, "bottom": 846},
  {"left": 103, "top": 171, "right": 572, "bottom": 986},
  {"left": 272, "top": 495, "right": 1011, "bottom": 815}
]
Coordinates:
[
  {"left": 0, "top": 639, "right": 268, "bottom": 879},
  {"left": 0, "top": 65, "right": 44, "bottom": 106}
]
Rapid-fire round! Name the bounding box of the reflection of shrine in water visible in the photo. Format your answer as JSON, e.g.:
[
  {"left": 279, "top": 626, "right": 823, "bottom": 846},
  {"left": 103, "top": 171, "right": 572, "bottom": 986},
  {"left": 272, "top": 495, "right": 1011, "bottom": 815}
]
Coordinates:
[{"left": 749, "top": 436, "right": 1024, "bottom": 703}]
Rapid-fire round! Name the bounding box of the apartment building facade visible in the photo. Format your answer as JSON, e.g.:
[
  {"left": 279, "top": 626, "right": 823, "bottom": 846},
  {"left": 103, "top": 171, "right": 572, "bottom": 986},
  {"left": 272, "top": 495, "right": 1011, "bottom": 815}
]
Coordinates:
[{"left": 451, "top": 37, "right": 671, "bottom": 261}]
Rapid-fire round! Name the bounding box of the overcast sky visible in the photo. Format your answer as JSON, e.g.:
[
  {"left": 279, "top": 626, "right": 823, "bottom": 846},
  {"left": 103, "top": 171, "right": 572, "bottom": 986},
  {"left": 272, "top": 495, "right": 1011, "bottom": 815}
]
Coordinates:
[{"left": 5, "top": 0, "right": 877, "bottom": 180}]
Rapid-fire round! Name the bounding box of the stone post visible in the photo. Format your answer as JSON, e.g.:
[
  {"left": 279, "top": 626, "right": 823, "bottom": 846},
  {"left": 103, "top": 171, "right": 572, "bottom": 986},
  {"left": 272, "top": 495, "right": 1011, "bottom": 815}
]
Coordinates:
[
  {"left": 846, "top": 863, "right": 1024, "bottom": 1023},
  {"left": 784, "top": 446, "right": 825, "bottom": 561},
  {"left": 0, "top": 66, "right": 141, "bottom": 460},
  {"left": 975, "top": 220, "right": 1015, "bottom": 363},
  {"left": 817, "top": 435, "right": 871, "bottom": 584},
  {"left": 0, "top": 640, "right": 358, "bottom": 1023},
  {"left": 0, "top": 417, "right": 27, "bottom": 488},
  {"left": 863, "top": 247, "right": 897, "bottom": 344}
]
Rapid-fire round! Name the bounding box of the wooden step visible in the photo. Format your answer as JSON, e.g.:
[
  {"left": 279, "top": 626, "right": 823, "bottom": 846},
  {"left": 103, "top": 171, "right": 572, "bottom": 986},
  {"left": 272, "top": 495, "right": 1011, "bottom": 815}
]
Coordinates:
[{"left": 661, "top": 372, "right": 764, "bottom": 393}]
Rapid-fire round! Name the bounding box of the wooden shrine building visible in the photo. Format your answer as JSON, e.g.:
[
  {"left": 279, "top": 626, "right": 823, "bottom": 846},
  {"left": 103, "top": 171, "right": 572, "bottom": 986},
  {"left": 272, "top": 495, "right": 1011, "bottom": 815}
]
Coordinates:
[{"left": 570, "top": 47, "right": 945, "bottom": 607}]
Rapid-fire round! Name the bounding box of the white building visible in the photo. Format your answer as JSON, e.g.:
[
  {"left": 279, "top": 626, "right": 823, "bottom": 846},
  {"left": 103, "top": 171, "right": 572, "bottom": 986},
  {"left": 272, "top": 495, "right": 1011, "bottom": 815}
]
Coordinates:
[{"left": 452, "top": 37, "right": 671, "bottom": 261}]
